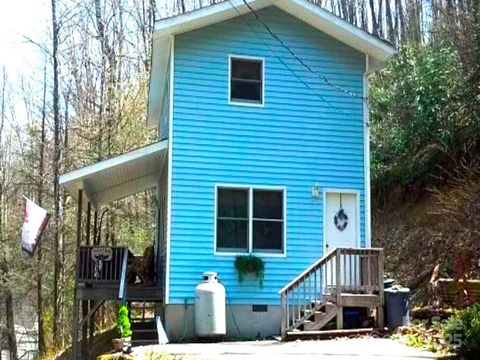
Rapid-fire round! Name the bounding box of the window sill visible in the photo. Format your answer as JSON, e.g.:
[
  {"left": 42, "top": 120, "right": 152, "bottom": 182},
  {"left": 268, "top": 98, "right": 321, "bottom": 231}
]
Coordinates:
[
  {"left": 228, "top": 100, "right": 264, "bottom": 108},
  {"left": 214, "top": 251, "right": 286, "bottom": 258}
]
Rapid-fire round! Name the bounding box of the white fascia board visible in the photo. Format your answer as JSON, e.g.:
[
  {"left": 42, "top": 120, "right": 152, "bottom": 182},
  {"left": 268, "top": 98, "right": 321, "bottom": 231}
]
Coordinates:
[
  {"left": 153, "top": 0, "right": 396, "bottom": 64},
  {"left": 154, "top": 0, "right": 272, "bottom": 39},
  {"left": 276, "top": 0, "right": 397, "bottom": 62},
  {"left": 147, "top": 37, "right": 172, "bottom": 128},
  {"left": 59, "top": 140, "right": 168, "bottom": 187}
]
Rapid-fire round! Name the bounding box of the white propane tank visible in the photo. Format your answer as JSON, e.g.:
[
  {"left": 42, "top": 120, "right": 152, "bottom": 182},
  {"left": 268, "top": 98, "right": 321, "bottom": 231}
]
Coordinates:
[{"left": 195, "top": 272, "right": 226, "bottom": 338}]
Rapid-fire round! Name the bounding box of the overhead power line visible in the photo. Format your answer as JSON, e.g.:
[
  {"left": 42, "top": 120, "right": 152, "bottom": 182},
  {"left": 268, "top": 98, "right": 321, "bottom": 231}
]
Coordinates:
[
  {"left": 226, "top": 0, "right": 364, "bottom": 117},
  {"left": 239, "top": 0, "right": 366, "bottom": 102}
]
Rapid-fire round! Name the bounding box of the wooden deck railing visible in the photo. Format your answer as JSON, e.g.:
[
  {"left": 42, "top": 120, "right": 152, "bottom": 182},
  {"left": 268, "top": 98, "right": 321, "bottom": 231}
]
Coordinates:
[
  {"left": 77, "top": 246, "right": 129, "bottom": 300},
  {"left": 278, "top": 247, "right": 384, "bottom": 335}
]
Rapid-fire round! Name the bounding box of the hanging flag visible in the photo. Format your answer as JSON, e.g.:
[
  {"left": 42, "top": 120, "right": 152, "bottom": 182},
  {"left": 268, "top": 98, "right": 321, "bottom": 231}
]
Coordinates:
[{"left": 21, "top": 198, "right": 50, "bottom": 255}]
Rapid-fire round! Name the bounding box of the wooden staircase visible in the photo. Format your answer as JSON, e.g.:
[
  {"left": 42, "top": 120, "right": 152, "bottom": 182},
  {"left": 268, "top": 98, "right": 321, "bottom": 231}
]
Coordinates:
[
  {"left": 279, "top": 247, "right": 384, "bottom": 340},
  {"left": 130, "top": 301, "right": 161, "bottom": 347}
]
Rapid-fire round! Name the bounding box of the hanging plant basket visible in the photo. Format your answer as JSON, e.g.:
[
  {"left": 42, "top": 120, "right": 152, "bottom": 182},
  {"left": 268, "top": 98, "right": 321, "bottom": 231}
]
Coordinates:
[{"left": 234, "top": 255, "right": 265, "bottom": 288}]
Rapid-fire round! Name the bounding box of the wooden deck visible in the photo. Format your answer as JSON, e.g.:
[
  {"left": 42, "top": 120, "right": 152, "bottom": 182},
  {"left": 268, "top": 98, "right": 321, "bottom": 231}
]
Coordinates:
[
  {"left": 72, "top": 245, "right": 163, "bottom": 359},
  {"left": 76, "top": 246, "right": 162, "bottom": 301},
  {"left": 77, "top": 284, "right": 162, "bottom": 301},
  {"left": 279, "top": 247, "right": 384, "bottom": 339}
]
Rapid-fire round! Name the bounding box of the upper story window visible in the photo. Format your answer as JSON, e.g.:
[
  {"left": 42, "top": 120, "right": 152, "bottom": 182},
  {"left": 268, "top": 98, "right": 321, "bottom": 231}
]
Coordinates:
[
  {"left": 215, "top": 186, "right": 285, "bottom": 255},
  {"left": 229, "top": 57, "right": 264, "bottom": 106}
]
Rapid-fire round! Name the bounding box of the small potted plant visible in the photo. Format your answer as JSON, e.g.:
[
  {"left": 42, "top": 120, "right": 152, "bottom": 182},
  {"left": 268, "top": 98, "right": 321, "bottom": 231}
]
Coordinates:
[
  {"left": 113, "top": 304, "right": 132, "bottom": 353},
  {"left": 234, "top": 255, "right": 265, "bottom": 288}
]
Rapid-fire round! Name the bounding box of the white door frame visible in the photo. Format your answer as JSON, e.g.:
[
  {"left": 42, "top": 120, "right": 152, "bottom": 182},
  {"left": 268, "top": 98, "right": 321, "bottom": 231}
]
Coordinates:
[{"left": 322, "top": 188, "right": 361, "bottom": 256}]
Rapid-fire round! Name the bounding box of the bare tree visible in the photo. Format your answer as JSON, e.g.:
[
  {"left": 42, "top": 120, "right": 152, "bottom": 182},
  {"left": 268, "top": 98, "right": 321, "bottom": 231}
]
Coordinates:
[
  {"left": 36, "top": 60, "right": 47, "bottom": 357},
  {"left": 51, "top": 0, "right": 62, "bottom": 345}
]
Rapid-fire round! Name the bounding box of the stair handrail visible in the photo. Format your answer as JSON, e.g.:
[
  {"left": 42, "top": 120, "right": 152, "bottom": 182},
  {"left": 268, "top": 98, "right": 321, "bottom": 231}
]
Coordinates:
[
  {"left": 279, "top": 247, "right": 385, "bottom": 338},
  {"left": 278, "top": 247, "right": 338, "bottom": 296},
  {"left": 118, "top": 248, "right": 129, "bottom": 300}
]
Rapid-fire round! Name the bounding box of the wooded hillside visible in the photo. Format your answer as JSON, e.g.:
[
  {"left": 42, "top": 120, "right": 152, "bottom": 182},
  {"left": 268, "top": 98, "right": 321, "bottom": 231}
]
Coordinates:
[{"left": 0, "top": 0, "right": 479, "bottom": 358}]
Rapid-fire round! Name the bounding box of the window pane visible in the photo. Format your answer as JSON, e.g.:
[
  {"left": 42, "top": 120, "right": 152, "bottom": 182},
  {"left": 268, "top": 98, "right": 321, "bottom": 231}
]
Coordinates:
[
  {"left": 217, "top": 219, "right": 248, "bottom": 251},
  {"left": 232, "top": 59, "right": 261, "bottom": 80},
  {"left": 218, "top": 188, "right": 248, "bottom": 218},
  {"left": 253, "top": 190, "right": 283, "bottom": 219},
  {"left": 231, "top": 80, "right": 261, "bottom": 103},
  {"left": 253, "top": 220, "right": 283, "bottom": 252}
]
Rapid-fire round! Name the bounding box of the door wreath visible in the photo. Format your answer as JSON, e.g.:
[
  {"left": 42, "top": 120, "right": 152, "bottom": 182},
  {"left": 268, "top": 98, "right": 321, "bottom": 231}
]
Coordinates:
[{"left": 334, "top": 194, "right": 348, "bottom": 231}]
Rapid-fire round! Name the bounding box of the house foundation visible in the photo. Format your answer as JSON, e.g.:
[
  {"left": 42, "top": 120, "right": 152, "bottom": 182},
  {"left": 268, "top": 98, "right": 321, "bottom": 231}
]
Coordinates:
[{"left": 164, "top": 304, "right": 281, "bottom": 341}]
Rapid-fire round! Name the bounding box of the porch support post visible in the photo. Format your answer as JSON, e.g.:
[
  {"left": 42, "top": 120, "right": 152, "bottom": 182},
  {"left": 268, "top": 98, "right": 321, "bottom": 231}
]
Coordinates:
[
  {"left": 85, "top": 202, "right": 96, "bottom": 352},
  {"left": 81, "top": 204, "right": 88, "bottom": 358},
  {"left": 86, "top": 202, "right": 91, "bottom": 245},
  {"left": 93, "top": 210, "right": 98, "bottom": 245},
  {"left": 71, "top": 189, "right": 83, "bottom": 360}
]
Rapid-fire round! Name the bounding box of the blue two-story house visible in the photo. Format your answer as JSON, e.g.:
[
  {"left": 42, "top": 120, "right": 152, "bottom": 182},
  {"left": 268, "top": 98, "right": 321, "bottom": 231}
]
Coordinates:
[{"left": 61, "top": 0, "right": 396, "bottom": 352}]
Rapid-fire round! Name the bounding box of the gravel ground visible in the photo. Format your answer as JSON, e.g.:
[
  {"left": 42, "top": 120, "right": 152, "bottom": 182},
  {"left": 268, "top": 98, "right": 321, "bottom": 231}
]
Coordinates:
[{"left": 132, "top": 338, "right": 439, "bottom": 360}]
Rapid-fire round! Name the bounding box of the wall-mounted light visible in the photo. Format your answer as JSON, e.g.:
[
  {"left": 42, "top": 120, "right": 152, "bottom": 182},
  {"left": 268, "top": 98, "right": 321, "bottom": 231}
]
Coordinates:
[{"left": 311, "top": 183, "right": 320, "bottom": 198}]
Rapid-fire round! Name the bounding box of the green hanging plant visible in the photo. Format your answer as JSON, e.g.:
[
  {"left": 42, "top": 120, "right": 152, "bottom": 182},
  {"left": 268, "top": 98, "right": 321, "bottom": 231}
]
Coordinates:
[
  {"left": 234, "top": 255, "right": 265, "bottom": 288},
  {"left": 117, "top": 304, "right": 132, "bottom": 338}
]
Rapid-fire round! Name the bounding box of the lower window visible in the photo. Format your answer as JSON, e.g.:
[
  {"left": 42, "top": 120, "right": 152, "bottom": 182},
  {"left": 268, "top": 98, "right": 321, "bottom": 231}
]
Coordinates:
[{"left": 216, "top": 186, "right": 285, "bottom": 254}]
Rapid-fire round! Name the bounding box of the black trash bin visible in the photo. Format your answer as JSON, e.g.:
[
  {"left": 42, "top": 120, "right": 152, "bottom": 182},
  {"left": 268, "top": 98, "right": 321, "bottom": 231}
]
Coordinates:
[{"left": 384, "top": 287, "right": 410, "bottom": 330}]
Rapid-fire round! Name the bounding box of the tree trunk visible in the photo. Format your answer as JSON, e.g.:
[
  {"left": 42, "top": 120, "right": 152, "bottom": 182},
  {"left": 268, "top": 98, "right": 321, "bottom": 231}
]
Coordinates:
[
  {"left": 397, "top": 0, "right": 406, "bottom": 42},
  {"left": 378, "top": 0, "right": 384, "bottom": 38},
  {"left": 386, "top": 0, "right": 395, "bottom": 43},
  {"left": 51, "top": 0, "right": 62, "bottom": 346},
  {"left": 369, "top": 0, "right": 379, "bottom": 36},
  {"left": 36, "top": 60, "right": 47, "bottom": 357},
  {"left": 5, "top": 288, "right": 18, "bottom": 360},
  {"left": 359, "top": 0, "right": 367, "bottom": 30}
]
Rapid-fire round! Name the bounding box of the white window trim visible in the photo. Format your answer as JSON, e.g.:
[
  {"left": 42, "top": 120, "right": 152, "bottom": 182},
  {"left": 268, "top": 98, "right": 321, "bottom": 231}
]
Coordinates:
[
  {"left": 228, "top": 55, "right": 265, "bottom": 108},
  {"left": 322, "top": 188, "right": 361, "bottom": 257},
  {"left": 214, "top": 184, "right": 287, "bottom": 258}
]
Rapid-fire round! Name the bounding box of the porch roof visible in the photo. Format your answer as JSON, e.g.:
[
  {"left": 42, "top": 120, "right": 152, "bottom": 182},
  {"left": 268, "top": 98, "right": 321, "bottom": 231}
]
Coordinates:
[{"left": 59, "top": 140, "right": 168, "bottom": 207}]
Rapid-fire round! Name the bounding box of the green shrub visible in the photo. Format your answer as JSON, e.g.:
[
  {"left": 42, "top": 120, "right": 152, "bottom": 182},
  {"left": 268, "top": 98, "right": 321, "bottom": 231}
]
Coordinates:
[
  {"left": 117, "top": 304, "right": 132, "bottom": 338},
  {"left": 443, "top": 304, "right": 480, "bottom": 358},
  {"left": 370, "top": 44, "right": 465, "bottom": 188}
]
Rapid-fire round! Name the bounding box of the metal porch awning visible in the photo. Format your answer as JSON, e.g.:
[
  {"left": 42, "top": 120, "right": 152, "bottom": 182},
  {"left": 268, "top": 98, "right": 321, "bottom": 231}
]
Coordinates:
[{"left": 60, "top": 140, "right": 168, "bottom": 208}]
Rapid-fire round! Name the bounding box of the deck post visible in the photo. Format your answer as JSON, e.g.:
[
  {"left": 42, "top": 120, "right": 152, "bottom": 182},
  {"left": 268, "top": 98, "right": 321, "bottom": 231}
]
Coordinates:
[
  {"left": 377, "top": 249, "right": 385, "bottom": 328},
  {"left": 71, "top": 189, "right": 83, "bottom": 360},
  {"left": 86, "top": 202, "right": 97, "bottom": 354},
  {"left": 81, "top": 203, "right": 89, "bottom": 358},
  {"left": 335, "top": 250, "right": 343, "bottom": 329},
  {"left": 280, "top": 293, "right": 286, "bottom": 339}
]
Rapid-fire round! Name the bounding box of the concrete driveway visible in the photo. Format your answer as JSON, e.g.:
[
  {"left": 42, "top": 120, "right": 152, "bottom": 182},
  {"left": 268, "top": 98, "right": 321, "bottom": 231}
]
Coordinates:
[{"left": 133, "top": 338, "right": 438, "bottom": 359}]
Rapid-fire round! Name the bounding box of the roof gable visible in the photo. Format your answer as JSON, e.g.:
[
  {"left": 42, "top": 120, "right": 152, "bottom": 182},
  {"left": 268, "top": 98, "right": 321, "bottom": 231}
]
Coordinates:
[
  {"left": 155, "top": 0, "right": 395, "bottom": 63},
  {"left": 148, "top": 0, "right": 397, "bottom": 126}
]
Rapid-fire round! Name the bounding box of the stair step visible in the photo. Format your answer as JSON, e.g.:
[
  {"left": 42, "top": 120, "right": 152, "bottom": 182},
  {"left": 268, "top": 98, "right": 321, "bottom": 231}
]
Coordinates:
[
  {"left": 314, "top": 311, "right": 327, "bottom": 322},
  {"left": 131, "top": 320, "right": 156, "bottom": 330},
  {"left": 132, "top": 329, "right": 158, "bottom": 341},
  {"left": 131, "top": 339, "right": 158, "bottom": 346},
  {"left": 303, "top": 320, "right": 315, "bottom": 331},
  {"left": 286, "top": 328, "right": 380, "bottom": 341}
]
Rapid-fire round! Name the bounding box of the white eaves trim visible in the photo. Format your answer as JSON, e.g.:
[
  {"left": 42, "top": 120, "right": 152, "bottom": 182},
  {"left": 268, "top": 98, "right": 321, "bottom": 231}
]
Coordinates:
[
  {"left": 154, "top": 0, "right": 396, "bottom": 65},
  {"left": 147, "top": 36, "right": 172, "bottom": 127},
  {"left": 59, "top": 140, "right": 168, "bottom": 207}
]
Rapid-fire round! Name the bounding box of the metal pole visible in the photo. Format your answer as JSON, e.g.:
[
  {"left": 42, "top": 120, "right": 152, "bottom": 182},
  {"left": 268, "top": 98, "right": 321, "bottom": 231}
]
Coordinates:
[
  {"left": 71, "top": 189, "right": 83, "bottom": 360},
  {"left": 85, "top": 202, "right": 95, "bottom": 353},
  {"left": 93, "top": 210, "right": 98, "bottom": 245},
  {"left": 86, "top": 202, "right": 91, "bottom": 246}
]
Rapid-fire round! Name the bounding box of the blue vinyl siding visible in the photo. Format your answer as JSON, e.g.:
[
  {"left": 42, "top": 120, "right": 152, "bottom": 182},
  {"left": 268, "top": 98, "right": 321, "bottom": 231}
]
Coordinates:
[{"left": 169, "top": 6, "right": 366, "bottom": 305}]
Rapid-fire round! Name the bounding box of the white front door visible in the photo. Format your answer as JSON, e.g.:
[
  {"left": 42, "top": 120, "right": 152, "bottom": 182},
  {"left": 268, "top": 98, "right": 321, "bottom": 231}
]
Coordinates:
[
  {"left": 325, "top": 191, "right": 358, "bottom": 252},
  {"left": 324, "top": 191, "right": 359, "bottom": 290}
]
